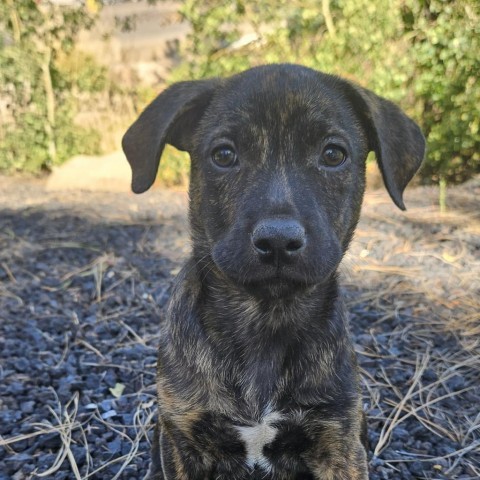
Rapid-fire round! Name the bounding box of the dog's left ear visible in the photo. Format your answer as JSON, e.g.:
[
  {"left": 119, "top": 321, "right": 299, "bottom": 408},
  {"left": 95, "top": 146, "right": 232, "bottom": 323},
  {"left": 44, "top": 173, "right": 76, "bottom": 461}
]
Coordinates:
[
  {"left": 343, "top": 82, "right": 426, "bottom": 210},
  {"left": 122, "top": 79, "right": 221, "bottom": 194}
]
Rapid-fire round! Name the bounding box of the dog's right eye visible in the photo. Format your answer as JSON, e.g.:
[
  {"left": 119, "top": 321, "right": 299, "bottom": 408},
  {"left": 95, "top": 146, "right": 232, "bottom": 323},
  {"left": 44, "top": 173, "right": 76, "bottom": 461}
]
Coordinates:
[
  {"left": 320, "top": 145, "right": 347, "bottom": 168},
  {"left": 211, "top": 146, "right": 237, "bottom": 169}
]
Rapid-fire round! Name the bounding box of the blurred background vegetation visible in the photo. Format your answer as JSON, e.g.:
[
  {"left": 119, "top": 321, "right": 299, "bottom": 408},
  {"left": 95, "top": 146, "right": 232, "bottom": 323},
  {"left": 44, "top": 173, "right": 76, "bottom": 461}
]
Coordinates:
[{"left": 0, "top": 0, "right": 478, "bottom": 188}]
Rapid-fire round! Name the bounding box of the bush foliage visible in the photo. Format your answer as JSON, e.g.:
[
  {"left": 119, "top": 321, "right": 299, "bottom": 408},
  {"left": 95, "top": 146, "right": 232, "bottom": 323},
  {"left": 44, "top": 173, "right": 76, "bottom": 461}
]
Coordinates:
[
  {"left": 174, "top": 0, "right": 479, "bottom": 185},
  {"left": 1, "top": 0, "right": 478, "bottom": 187},
  {"left": 0, "top": 0, "right": 102, "bottom": 172}
]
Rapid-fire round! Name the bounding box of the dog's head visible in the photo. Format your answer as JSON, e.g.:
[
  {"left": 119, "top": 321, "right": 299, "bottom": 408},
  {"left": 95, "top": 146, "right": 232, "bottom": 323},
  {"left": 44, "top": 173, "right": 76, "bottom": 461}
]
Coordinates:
[{"left": 123, "top": 65, "right": 424, "bottom": 299}]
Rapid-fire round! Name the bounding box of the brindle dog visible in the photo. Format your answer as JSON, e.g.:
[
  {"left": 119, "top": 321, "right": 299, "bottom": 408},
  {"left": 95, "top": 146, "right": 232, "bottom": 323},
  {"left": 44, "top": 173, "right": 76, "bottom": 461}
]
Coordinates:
[{"left": 122, "top": 64, "right": 425, "bottom": 480}]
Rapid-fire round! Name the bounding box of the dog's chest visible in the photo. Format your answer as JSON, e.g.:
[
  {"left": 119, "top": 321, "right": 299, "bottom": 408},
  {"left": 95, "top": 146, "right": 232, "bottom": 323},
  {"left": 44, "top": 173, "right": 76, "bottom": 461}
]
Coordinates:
[
  {"left": 189, "top": 405, "right": 313, "bottom": 473},
  {"left": 228, "top": 408, "right": 313, "bottom": 476},
  {"left": 234, "top": 411, "right": 283, "bottom": 470}
]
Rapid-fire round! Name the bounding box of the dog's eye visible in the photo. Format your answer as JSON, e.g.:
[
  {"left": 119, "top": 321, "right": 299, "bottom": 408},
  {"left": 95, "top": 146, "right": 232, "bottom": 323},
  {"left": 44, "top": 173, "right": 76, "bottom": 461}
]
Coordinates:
[
  {"left": 211, "top": 146, "right": 237, "bottom": 168},
  {"left": 321, "top": 145, "right": 347, "bottom": 167}
]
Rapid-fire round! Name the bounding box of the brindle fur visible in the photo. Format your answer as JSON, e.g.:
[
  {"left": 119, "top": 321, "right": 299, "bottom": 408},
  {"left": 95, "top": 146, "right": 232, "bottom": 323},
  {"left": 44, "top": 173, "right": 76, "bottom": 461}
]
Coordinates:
[{"left": 122, "top": 64, "right": 425, "bottom": 479}]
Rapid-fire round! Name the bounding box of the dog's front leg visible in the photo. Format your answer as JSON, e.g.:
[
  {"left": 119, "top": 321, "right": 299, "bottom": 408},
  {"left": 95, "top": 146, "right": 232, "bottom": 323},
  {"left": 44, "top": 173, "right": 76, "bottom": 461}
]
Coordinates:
[
  {"left": 147, "top": 421, "right": 210, "bottom": 480},
  {"left": 148, "top": 418, "right": 251, "bottom": 480},
  {"left": 312, "top": 447, "right": 368, "bottom": 480},
  {"left": 146, "top": 422, "right": 184, "bottom": 480},
  {"left": 309, "top": 424, "right": 369, "bottom": 480}
]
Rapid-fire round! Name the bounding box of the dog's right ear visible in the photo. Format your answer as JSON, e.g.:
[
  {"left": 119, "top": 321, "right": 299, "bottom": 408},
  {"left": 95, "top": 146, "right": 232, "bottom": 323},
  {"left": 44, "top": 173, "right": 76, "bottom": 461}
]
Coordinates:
[{"left": 122, "top": 79, "right": 220, "bottom": 193}]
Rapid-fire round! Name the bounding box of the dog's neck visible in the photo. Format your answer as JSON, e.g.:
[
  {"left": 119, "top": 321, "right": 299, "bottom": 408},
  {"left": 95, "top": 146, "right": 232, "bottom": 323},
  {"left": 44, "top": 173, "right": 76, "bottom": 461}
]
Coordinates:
[
  {"left": 191, "top": 258, "right": 353, "bottom": 407},
  {"left": 202, "top": 267, "right": 343, "bottom": 333},
  {"left": 165, "top": 256, "right": 357, "bottom": 417},
  {"left": 187, "top": 242, "right": 352, "bottom": 340}
]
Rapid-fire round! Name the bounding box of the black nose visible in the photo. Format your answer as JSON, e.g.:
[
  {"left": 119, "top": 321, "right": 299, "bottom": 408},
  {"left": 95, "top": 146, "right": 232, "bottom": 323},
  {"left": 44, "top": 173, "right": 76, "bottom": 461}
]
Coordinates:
[{"left": 252, "top": 218, "right": 306, "bottom": 264}]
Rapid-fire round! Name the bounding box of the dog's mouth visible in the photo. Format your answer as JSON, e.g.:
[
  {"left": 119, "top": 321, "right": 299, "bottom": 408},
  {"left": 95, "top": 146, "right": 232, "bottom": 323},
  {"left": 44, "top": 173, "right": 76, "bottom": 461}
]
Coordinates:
[
  {"left": 211, "top": 229, "right": 341, "bottom": 299},
  {"left": 241, "top": 274, "right": 311, "bottom": 299}
]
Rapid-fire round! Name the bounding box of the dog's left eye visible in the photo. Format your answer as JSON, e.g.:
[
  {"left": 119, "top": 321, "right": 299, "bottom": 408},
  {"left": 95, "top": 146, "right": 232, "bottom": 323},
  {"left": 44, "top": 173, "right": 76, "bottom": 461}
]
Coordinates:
[
  {"left": 211, "top": 146, "right": 237, "bottom": 168},
  {"left": 320, "top": 145, "right": 347, "bottom": 167}
]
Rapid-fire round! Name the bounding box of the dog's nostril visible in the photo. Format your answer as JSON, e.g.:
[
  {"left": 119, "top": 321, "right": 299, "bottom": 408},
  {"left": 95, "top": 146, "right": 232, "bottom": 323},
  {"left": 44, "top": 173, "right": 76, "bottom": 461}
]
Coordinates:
[
  {"left": 254, "top": 238, "right": 273, "bottom": 255},
  {"left": 286, "top": 239, "right": 304, "bottom": 252}
]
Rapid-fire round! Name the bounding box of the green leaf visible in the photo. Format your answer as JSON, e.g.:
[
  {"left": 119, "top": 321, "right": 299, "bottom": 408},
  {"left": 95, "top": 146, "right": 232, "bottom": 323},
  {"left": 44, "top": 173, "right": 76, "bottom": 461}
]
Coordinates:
[{"left": 109, "top": 383, "right": 126, "bottom": 398}]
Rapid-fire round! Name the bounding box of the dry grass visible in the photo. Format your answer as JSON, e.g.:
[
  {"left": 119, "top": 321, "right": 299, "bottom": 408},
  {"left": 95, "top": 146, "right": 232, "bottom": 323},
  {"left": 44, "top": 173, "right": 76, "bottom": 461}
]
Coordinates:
[
  {"left": 344, "top": 180, "right": 480, "bottom": 477},
  {"left": 0, "top": 389, "right": 157, "bottom": 480}
]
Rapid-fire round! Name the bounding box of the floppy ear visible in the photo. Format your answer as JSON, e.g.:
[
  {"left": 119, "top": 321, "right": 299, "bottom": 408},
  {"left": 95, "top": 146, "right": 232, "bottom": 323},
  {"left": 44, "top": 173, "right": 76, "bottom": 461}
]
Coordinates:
[
  {"left": 344, "top": 83, "right": 426, "bottom": 210},
  {"left": 122, "top": 79, "right": 220, "bottom": 194}
]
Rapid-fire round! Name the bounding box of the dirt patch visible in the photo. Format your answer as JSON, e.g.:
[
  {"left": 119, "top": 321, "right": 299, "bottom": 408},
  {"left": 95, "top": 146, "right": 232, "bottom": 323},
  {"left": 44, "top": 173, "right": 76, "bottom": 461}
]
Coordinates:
[
  {"left": 0, "top": 175, "right": 478, "bottom": 479},
  {"left": 45, "top": 152, "right": 132, "bottom": 193}
]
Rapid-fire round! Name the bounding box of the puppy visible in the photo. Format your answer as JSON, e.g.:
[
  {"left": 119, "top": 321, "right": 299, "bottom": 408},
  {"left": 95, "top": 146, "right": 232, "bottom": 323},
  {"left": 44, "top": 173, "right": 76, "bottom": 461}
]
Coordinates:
[{"left": 122, "top": 64, "right": 425, "bottom": 480}]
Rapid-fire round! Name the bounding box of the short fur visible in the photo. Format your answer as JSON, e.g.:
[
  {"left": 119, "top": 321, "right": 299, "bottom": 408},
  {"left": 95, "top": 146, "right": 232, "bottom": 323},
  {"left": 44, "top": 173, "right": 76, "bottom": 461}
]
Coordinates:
[{"left": 122, "top": 64, "right": 425, "bottom": 479}]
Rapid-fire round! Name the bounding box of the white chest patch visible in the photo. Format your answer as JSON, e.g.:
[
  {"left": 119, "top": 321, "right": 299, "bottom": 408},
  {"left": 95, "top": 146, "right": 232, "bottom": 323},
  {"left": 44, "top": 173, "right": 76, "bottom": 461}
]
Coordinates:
[{"left": 234, "top": 411, "right": 283, "bottom": 470}]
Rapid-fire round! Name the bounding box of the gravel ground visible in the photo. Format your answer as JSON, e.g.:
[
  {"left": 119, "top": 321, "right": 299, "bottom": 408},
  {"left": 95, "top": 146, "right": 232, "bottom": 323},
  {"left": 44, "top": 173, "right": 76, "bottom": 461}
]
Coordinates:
[{"left": 0, "top": 175, "right": 479, "bottom": 479}]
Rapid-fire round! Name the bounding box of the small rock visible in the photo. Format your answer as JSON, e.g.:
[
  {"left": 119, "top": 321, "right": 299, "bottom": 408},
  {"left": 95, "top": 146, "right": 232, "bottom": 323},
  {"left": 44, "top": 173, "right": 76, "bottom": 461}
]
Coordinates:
[
  {"left": 20, "top": 401, "right": 35, "bottom": 414},
  {"left": 100, "top": 399, "right": 112, "bottom": 412},
  {"left": 107, "top": 437, "right": 122, "bottom": 454},
  {"left": 13, "top": 358, "right": 30, "bottom": 372},
  {"left": 101, "top": 409, "right": 117, "bottom": 420},
  {"left": 409, "top": 461, "right": 426, "bottom": 476}
]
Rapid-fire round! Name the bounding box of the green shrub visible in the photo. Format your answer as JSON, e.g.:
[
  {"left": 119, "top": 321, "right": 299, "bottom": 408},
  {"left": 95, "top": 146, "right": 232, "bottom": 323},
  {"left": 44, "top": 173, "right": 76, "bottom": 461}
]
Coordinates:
[
  {"left": 157, "top": 145, "right": 190, "bottom": 187},
  {"left": 406, "top": 0, "right": 479, "bottom": 184},
  {"left": 3, "top": 0, "right": 478, "bottom": 187},
  {"left": 0, "top": 0, "right": 102, "bottom": 173}
]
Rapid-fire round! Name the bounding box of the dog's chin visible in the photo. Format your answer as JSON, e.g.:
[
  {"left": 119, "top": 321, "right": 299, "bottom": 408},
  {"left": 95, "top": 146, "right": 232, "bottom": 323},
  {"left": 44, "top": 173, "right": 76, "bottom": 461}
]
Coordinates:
[{"left": 241, "top": 277, "right": 311, "bottom": 300}]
